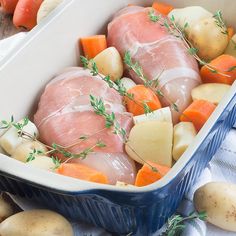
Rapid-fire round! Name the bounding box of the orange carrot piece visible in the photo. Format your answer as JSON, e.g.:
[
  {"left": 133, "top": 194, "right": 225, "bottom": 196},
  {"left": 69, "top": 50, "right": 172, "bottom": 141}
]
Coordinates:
[
  {"left": 152, "top": 1, "right": 174, "bottom": 15},
  {"left": 200, "top": 55, "right": 236, "bottom": 85},
  {"left": 0, "top": 0, "right": 19, "bottom": 14},
  {"left": 125, "top": 85, "right": 162, "bottom": 116},
  {"left": 180, "top": 100, "right": 216, "bottom": 131},
  {"left": 13, "top": 0, "right": 43, "bottom": 30},
  {"left": 80, "top": 35, "right": 107, "bottom": 59},
  {"left": 57, "top": 163, "right": 109, "bottom": 184},
  {"left": 135, "top": 161, "right": 170, "bottom": 187},
  {"left": 228, "top": 27, "right": 235, "bottom": 40}
]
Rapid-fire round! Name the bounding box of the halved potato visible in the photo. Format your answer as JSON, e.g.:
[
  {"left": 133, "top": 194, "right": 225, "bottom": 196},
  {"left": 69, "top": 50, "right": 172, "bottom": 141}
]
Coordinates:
[
  {"left": 125, "top": 121, "right": 173, "bottom": 167},
  {"left": 191, "top": 83, "right": 230, "bottom": 104},
  {"left": 173, "top": 122, "right": 197, "bottom": 161},
  {"left": 93, "top": 47, "right": 124, "bottom": 81},
  {"left": 12, "top": 141, "right": 47, "bottom": 163},
  {"left": 26, "top": 156, "right": 55, "bottom": 171}
]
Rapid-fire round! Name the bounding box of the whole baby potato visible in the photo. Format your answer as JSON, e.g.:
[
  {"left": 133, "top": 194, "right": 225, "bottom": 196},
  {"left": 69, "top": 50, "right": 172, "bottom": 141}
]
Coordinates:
[
  {"left": 0, "top": 195, "right": 15, "bottom": 223},
  {"left": 168, "top": 6, "right": 212, "bottom": 31},
  {"left": 194, "top": 182, "right": 236, "bottom": 232},
  {"left": 0, "top": 209, "right": 74, "bottom": 236},
  {"left": 188, "top": 17, "right": 228, "bottom": 61},
  {"left": 11, "top": 141, "right": 47, "bottom": 163}
]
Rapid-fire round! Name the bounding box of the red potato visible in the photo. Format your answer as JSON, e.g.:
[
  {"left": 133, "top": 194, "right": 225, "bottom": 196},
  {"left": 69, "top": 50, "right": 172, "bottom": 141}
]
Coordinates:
[{"left": 13, "top": 0, "right": 43, "bottom": 30}]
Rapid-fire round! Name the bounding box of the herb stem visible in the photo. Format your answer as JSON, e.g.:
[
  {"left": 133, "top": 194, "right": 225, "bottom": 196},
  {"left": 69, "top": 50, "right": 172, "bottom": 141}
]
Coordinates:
[{"left": 149, "top": 10, "right": 232, "bottom": 77}]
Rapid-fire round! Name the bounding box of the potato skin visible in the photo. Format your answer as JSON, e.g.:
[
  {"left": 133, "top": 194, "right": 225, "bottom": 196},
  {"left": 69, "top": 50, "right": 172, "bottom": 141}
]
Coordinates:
[
  {"left": 188, "top": 17, "right": 228, "bottom": 61},
  {"left": 194, "top": 182, "right": 236, "bottom": 232},
  {"left": 0, "top": 195, "right": 15, "bottom": 223},
  {"left": 0, "top": 209, "right": 74, "bottom": 236}
]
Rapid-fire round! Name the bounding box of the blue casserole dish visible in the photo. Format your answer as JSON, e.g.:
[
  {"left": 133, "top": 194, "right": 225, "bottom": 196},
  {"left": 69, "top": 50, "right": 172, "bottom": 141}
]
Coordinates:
[{"left": 0, "top": 0, "right": 235, "bottom": 235}]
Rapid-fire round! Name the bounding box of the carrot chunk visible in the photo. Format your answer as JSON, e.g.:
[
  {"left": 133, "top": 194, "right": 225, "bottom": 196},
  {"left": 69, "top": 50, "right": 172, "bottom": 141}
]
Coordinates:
[
  {"left": 228, "top": 27, "right": 235, "bottom": 40},
  {"left": 125, "top": 85, "right": 162, "bottom": 116},
  {"left": 80, "top": 35, "right": 107, "bottom": 59},
  {"left": 13, "top": 0, "right": 43, "bottom": 30},
  {"left": 135, "top": 161, "right": 170, "bottom": 187},
  {"left": 0, "top": 0, "right": 19, "bottom": 14},
  {"left": 180, "top": 100, "right": 216, "bottom": 131},
  {"left": 200, "top": 55, "right": 236, "bottom": 85},
  {"left": 152, "top": 1, "right": 174, "bottom": 15},
  {"left": 57, "top": 163, "right": 109, "bottom": 184}
]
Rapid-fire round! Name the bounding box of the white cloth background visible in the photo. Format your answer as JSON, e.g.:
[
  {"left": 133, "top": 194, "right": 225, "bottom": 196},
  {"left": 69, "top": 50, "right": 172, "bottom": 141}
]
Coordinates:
[{"left": 1, "top": 33, "right": 236, "bottom": 236}]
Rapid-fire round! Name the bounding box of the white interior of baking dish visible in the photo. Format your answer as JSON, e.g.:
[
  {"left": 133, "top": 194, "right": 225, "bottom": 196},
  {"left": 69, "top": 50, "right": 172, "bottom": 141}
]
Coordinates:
[{"left": 0, "top": 0, "right": 235, "bottom": 192}]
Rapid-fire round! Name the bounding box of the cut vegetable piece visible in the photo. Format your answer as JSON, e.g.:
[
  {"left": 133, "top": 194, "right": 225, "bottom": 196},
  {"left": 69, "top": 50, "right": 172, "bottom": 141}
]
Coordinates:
[
  {"left": 191, "top": 83, "right": 231, "bottom": 105},
  {"left": 37, "top": 0, "right": 62, "bottom": 24},
  {"left": 26, "top": 156, "right": 55, "bottom": 171},
  {"left": 13, "top": 0, "right": 43, "bottom": 30},
  {"left": 135, "top": 161, "right": 170, "bottom": 187},
  {"left": 80, "top": 35, "right": 107, "bottom": 59},
  {"left": 93, "top": 47, "right": 123, "bottom": 81},
  {"left": 0, "top": 0, "right": 19, "bottom": 14},
  {"left": 228, "top": 27, "right": 235, "bottom": 40},
  {"left": 173, "top": 122, "right": 197, "bottom": 161},
  {"left": 200, "top": 54, "right": 236, "bottom": 85},
  {"left": 125, "top": 121, "right": 173, "bottom": 167},
  {"left": 0, "top": 120, "right": 39, "bottom": 155},
  {"left": 133, "top": 107, "right": 172, "bottom": 125},
  {"left": 125, "top": 85, "right": 162, "bottom": 116},
  {"left": 57, "top": 163, "right": 109, "bottom": 184},
  {"left": 152, "top": 2, "right": 173, "bottom": 15},
  {"left": 12, "top": 141, "right": 47, "bottom": 163},
  {"left": 119, "top": 77, "right": 136, "bottom": 91},
  {"left": 180, "top": 100, "right": 216, "bottom": 131},
  {"left": 224, "top": 34, "right": 236, "bottom": 58}
]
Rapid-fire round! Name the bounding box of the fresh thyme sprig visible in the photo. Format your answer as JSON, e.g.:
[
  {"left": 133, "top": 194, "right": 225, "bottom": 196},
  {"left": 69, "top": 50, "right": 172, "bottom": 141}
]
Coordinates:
[
  {"left": 213, "top": 10, "right": 228, "bottom": 35},
  {"left": 162, "top": 211, "right": 207, "bottom": 236},
  {"left": 0, "top": 116, "right": 107, "bottom": 166},
  {"left": 0, "top": 116, "right": 29, "bottom": 133},
  {"left": 89, "top": 95, "right": 158, "bottom": 172},
  {"left": 227, "top": 66, "right": 236, "bottom": 72},
  {"left": 80, "top": 56, "right": 151, "bottom": 114},
  {"left": 49, "top": 140, "right": 106, "bottom": 161},
  {"left": 148, "top": 9, "right": 160, "bottom": 22},
  {"left": 51, "top": 156, "right": 61, "bottom": 169},
  {"left": 26, "top": 149, "right": 44, "bottom": 162},
  {"left": 148, "top": 10, "right": 233, "bottom": 76},
  {"left": 124, "top": 51, "right": 179, "bottom": 112},
  {"left": 90, "top": 95, "right": 127, "bottom": 140}
]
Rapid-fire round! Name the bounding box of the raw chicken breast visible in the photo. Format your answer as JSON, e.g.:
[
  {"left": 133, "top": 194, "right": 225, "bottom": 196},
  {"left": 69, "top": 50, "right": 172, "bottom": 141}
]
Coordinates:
[
  {"left": 34, "top": 67, "right": 136, "bottom": 184},
  {"left": 108, "top": 6, "right": 201, "bottom": 123}
]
